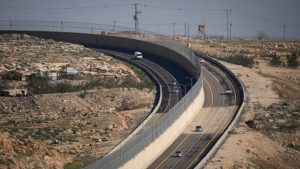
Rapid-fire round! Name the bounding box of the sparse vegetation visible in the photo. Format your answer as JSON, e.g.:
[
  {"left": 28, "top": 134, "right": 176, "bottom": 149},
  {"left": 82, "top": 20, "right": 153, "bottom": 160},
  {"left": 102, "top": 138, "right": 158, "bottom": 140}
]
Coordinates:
[
  {"left": 218, "top": 54, "right": 255, "bottom": 68},
  {"left": 269, "top": 53, "right": 282, "bottom": 66},
  {"left": 0, "top": 34, "right": 156, "bottom": 169},
  {"left": 287, "top": 51, "right": 299, "bottom": 68},
  {"left": 1, "top": 70, "right": 23, "bottom": 81},
  {"left": 249, "top": 158, "right": 277, "bottom": 169},
  {"left": 257, "top": 31, "right": 269, "bottom": 40}
]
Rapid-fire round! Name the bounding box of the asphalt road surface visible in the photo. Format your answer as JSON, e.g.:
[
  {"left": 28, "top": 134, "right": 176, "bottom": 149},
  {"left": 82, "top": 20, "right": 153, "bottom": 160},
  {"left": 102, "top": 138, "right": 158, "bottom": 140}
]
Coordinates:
[
  {"left": 94, "top": 49, "right": 183, "bottom": 130},
  {"left": 147, "top": 60, "right": 241, "bottom": 169}
]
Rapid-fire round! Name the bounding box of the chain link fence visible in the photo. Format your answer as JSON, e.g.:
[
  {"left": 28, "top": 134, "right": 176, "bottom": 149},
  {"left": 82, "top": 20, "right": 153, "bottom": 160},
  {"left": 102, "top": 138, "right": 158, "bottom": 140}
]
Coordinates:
[{"left": 0, "top": 20, "right": 202, "bottom": 169}]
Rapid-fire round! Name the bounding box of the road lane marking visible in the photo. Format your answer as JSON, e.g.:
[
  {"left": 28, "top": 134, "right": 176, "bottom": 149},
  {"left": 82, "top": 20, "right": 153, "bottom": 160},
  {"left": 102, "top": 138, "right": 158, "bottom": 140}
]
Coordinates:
[
  {"left": 169, "top": 66, "right": 227, "bottom": 168},
  {"left": 185, "top": 63, "right": 237, "bottom": 169},
  {"left": 154, "top": 76, "right": 214, "bottom": 169}
]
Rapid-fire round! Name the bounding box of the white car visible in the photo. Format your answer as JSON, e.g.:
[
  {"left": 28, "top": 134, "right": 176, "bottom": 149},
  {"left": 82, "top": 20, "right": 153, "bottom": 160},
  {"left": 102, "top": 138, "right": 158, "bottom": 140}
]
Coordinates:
[
  {"left": 170, "top": 80, "right": 177, "bottom": 86},
  {"left": 199, "top": 58, "right": 205, "bottom": 63},
  {"left": 134, "top": 51, "right": 143, "bottom": 59},
  {"left": 176, "top": 150, "right": 183, "bottom": 157},
  {"left": 225, "top": 89, "right": 232, "bottom": 95},
  {"left": 173, "top": 86, "right": 179, "bottom": 93},
  {"left": 195, "top": 125, "right": 203, "bottom": 132}
]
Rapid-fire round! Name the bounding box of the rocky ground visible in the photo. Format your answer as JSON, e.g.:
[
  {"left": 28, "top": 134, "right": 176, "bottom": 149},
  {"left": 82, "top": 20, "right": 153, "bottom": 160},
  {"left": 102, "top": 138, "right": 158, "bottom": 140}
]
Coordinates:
[
  {"left": 182, "top": 37, "right": 300, "bottom": 169},
  {"left": 0, "top": 34, "right": 156, "bottom": 169}
]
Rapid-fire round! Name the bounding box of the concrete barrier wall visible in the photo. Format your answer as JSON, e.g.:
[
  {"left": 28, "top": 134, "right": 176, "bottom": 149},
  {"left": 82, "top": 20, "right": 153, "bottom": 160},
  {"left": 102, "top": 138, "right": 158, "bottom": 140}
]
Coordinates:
[
  {"left": 0, "top": 31, "right": 197, "bottom": 77},
  {"left": 122, "top": 85, "right": 205, "bottom": 169},
  {"left": 0, "top": 30, "right": 205, "bottom": 169}
]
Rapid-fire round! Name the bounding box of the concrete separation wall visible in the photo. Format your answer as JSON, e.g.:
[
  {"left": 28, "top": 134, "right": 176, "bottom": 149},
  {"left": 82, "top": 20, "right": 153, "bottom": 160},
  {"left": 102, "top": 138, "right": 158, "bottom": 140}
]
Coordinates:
[
  {"left": 102, "top": 52, "right": 163, "bottom": 155},
  {"left": 194, "top": 53, "right": 246, "bottom": 169},
  {"left": 0, "top": 31, "right": 198, "bottom": 78},
  {"left": 122, "top": 85, "right": 205, "bottom": 169}
]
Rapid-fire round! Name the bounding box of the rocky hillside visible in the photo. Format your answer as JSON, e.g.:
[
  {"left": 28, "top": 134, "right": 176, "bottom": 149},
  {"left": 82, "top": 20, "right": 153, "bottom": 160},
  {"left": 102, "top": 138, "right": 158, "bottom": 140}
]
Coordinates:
[{"left": 0, "top": 34, "right": 156, "bottom": 169}]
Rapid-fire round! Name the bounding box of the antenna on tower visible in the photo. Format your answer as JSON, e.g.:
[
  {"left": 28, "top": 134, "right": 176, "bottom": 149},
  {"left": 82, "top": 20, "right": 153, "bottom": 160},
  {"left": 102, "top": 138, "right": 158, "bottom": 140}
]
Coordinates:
[{"left": 133, "top": 3, "right": 141, "bottom": 33}]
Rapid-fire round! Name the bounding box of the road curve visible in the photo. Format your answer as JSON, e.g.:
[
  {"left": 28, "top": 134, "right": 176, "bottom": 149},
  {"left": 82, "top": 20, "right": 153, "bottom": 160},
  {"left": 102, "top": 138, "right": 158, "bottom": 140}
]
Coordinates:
[
  {"left": 94, "top": 49, "right": 183, "bottom": 131},
  {"left": 147, "top": 59, "right": 240, "bottom": 169}
]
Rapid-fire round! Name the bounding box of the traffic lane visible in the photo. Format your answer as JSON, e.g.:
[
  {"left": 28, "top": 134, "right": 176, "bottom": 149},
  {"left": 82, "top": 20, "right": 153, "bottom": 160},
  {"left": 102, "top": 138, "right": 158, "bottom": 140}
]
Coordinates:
[
  {"left": 181, "top": 64, "right": 239, "bottom": 169},
  {"left": 151, "top": 66, "right": 227, "bottom": 169},
  {"left": 205, "top": 61, "right": 242, "bottom": 106},
  {"left": 147, "top": 70, "right": 218, "bottom": 169},
  {"left": 136, "top": 58, "right": 181, "bottom": 109},
  {"left": 142, "top": 54, "right": 195, "bottom": 91},
  {"left": 94, "top": 49, "right": 177, "bottom": 114},
  {"left": 172, "top": 64, "right": 238, "bottom": 169}
]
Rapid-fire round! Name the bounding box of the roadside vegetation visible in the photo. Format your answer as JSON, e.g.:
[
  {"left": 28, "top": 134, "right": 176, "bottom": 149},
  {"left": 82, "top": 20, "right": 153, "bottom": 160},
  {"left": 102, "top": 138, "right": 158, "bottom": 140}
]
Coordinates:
[{"left": 217, "top": 54, "right": 255, "bottom": 68}]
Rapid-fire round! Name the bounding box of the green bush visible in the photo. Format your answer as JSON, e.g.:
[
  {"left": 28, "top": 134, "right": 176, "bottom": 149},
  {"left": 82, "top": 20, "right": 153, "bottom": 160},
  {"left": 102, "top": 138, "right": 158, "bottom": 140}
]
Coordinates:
[
  {"left": 219, "top": 54, "right": 255, "bottom": 68},
  {"left": 287, "top": 51, "right": 299, "bottom": 68},
  {"left": 0, "top": 80, "right": 9, "bottom": 90},
  {"left": 2, "top": 70, "right": 23, "bottom": 80},
  {"left": 269, "top": 53, "right": 282, "bottom": 66}
]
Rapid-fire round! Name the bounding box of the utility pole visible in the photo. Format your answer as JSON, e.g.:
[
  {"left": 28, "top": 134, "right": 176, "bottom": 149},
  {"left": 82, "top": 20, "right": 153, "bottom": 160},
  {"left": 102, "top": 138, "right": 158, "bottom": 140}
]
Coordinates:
[
  {"left": 283, "top": 24, "right": 286, "bottom": 41},
  {"left": 226, "top": 9, "right": 232, "bottom": 40},
  {"left": 113, "top": 20, "right": 116, "bottom": 32},
  {"left": 184, "top": 23, "right": 187, "bottom": 37},
  {"left": 133, "top": 3, "right": 141, "bottom": 33},
  {"left": 230, "top": 23, "right": 232, "bottom": 40},
  {"left": 188, "top": 23, "right": 190, "bottom": 38},
  {"left": 173, "top": 22, "right": 175, "bottom": 38}
]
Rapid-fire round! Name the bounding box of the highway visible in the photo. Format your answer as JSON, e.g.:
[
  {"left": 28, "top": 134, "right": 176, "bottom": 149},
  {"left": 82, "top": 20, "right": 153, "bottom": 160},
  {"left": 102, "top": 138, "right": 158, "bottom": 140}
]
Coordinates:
[
  {"left": 0, "top": 26, "right": 243, "bottom": 169},
  {"left": 148, "top": 59, "right": 241, "bottom": 169},
  {"left": 94, "top": 49, "right": 186, "bottom": 129}
]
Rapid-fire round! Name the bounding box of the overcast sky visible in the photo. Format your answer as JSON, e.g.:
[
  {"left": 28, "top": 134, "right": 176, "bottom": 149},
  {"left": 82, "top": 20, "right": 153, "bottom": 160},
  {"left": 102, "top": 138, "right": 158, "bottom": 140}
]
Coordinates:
[{"left": 1, "top": 0, "right": 300, "bottom": 39}]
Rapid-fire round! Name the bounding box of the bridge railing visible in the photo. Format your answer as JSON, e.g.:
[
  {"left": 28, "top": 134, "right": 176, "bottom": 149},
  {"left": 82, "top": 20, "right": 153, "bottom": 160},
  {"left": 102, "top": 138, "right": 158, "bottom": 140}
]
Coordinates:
[{"left": 0, "top": 20, "right": 202, "bottom": 169}]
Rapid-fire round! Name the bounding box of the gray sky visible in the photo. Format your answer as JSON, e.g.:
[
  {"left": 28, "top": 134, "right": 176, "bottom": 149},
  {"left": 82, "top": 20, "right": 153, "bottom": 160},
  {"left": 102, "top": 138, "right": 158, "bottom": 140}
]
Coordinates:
[{"left": 1, "top": 0, "right": 300, "bottom": 39}]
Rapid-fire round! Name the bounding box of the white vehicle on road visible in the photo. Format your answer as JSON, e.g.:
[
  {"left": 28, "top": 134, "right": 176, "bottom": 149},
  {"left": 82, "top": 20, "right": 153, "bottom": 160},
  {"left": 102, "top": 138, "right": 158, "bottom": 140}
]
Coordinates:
[
  {"left": 225, "top": 89, "right": 233, "bottom": 95},
  {"left": 134, "top": 51, "right": 143, "bottom": 59},
  {"left": 199, "top": 58, "right": 205, "bottom": 63}
]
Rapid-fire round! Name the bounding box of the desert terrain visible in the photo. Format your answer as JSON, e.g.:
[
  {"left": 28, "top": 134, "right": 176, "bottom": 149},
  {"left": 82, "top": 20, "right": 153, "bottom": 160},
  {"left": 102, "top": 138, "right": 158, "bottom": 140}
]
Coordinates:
[
  {"left": 181, "top": 37, "right": 300, "bottom": 169},
  {"left": 0, "top": 34, "right": 156, "bottom": 169}
]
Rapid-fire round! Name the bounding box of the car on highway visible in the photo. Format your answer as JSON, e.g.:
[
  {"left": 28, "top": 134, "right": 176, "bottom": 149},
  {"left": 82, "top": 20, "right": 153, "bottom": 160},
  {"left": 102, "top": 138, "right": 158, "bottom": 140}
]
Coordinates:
[
  {"left": 175, "top": 150, "right": 183, "bottom": 157},
  {"left": 199, "top": 58, "right": 205, "bottom": 63},
  {"left": 225, "top": 89, "right": 233, "bottom": 95},
  {"left": 170, "top": 80, "right": 177, "bottom": 86},
  {"left": 173, "top": 86, "right": 179, "bottom": 93},
  {"left": 134, "top": 51, "right": 143, "bottom": 59},
  {"left": 195, "top": 125, "right": 203, "bottom": 132}
]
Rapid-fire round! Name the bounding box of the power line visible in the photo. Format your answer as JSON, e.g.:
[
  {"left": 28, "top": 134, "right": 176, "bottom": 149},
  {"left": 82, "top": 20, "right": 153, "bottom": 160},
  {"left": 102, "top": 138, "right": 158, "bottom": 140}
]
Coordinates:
[
  {"left": 141, "top": 4, "right": 223, "bottom": 11},
  {"left": 233, "top": 9, "right": 300, "bottom": 28},
  {"left": 0, "top": 4, "right": 131, "bottom": 10}
]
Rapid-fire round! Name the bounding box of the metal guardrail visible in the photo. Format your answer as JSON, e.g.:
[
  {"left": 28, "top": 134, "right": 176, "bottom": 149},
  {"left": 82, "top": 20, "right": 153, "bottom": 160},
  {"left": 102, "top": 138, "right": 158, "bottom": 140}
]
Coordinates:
[{"left": 0, "top": 20, "right": 202, "bottom": 169}]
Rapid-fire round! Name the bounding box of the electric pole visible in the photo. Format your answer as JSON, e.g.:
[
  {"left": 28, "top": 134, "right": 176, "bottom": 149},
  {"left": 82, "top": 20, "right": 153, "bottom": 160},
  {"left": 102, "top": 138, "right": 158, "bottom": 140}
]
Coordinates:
[
  {"left": 113, "top": 20, "right": 116, "bottom": 32},
  {"left": 230, "top": 23, "right": 232, "bottom": 40},
  {"left": 184, "top": 23, "right": 187, "bottom": 37},
  {"left": 173, "top": 22, "right": 175, "bottom": 38},
  {"left": 283, "top": 24, "right": 286, "bottom": 41},
  {"left": 226, "top": 9, "right": 232, "bottom": 40},
  {"left": 188, "top": 23, "right": 190, "bottom": 38},
  {"left": 133, "top": 3, "right": 141, "bottom": 33}
]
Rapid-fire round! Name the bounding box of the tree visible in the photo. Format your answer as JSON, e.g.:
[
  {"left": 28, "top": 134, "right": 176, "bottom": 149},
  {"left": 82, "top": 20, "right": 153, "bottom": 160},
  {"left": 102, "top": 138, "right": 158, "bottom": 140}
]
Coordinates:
[
  {"left": 269, "top": 53, "right": 282, "bottom": 66},
  {"left": 2, "top": 70, "right": 23, "bottom": 81},
  {"left": 257, "top": 31, "right": 269, "bottom": 40},
  {"left": 287, "top": 51, "right": 299, "bottom": 68},
  {"left": 0, "top": 80, "right": 9, "bottom": 90}
]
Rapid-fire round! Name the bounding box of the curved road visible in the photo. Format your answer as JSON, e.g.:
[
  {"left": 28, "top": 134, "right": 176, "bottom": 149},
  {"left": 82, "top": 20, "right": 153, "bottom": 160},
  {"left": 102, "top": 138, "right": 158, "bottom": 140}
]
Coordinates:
[
  {"left": 94, "top": 49, "right": 183, "bottom": 130},
  {"left": 148, "top": 59, "right": 240, "bottom": 169}
]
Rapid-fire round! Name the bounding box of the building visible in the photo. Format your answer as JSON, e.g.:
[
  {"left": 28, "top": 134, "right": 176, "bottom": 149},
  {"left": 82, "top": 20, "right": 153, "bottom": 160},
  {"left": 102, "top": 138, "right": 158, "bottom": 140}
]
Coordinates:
[
  {"left": 0, "top": 89, "right": 27, "bottom": 97},
  {"left": 64, "top": 67, "right": 80, "bottom": 76},
  {"left": 48, "top": 72, "right": 58, "bottom": 81}
]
